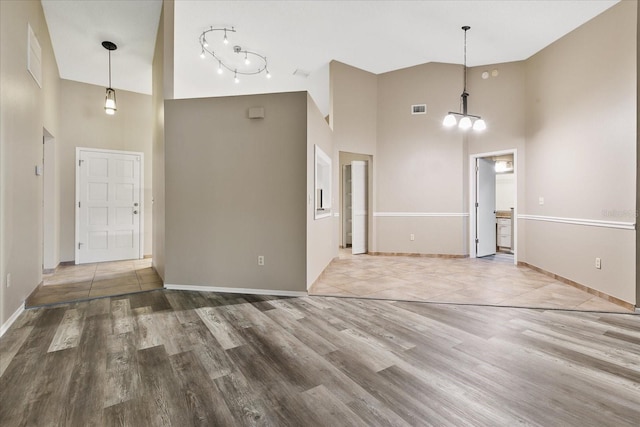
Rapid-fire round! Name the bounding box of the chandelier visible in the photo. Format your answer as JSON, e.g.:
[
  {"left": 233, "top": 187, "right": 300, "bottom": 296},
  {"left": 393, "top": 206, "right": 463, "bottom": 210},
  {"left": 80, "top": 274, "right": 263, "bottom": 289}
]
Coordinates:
[
  {"left": 442, "top": 26, "right": 486, "bottom": 132},
  {"left": 198, "top": 26, "right": 271, "bottom": 83}
]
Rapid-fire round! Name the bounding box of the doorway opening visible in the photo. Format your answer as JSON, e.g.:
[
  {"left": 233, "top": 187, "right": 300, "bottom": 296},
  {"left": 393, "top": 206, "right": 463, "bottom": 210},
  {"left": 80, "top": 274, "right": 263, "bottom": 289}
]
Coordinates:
[
  {"left": 469, "top": 149, "right": 517, "bottom": 264},
  {"left": 339, "top": 152, "right": 372, "bottom": 255}
]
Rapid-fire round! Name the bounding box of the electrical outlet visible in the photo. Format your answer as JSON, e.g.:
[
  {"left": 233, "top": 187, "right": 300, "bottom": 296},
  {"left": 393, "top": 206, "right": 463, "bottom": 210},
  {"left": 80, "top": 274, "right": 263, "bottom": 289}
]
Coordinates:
[
  {"left": 6, "top": 273, "right": 11, "bottom": 288},
  {"left": 258, "top": 255, "right": 265, "bottom": 266},
  {"left": 410, "top": 234, "right": 415, "bottom": 241},
  {"left": 595, "top": 258, "right": 601, "bottom": 269}
]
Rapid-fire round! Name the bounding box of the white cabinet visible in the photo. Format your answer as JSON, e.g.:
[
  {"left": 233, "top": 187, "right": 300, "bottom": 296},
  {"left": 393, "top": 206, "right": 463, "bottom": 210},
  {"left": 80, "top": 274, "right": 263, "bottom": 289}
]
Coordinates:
[{"left": 497, "top": 218, "right": 512, "bottom": 250}]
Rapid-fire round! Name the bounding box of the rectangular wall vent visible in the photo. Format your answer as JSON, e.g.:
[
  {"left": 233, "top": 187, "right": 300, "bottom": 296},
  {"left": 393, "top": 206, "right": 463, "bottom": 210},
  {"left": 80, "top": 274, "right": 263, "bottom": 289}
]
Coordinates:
[
  {"left": 411, "top": 104, "right": 427, "bottom": 115},
  {"left": 27, "top": 24, "right": 42, "bottom": 88}
]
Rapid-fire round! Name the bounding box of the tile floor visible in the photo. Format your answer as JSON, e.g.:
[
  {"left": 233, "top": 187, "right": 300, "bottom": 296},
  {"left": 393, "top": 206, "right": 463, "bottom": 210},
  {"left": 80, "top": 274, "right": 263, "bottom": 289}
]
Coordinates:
[
  {"left": 309, "top": 249, "right": 633, "bottom": 313},
  {"left": 27, "top": 258, "right": 163, "bottom": 307},
  {"left": 27, "top": 251, "right": 633, "bottom": 313}
]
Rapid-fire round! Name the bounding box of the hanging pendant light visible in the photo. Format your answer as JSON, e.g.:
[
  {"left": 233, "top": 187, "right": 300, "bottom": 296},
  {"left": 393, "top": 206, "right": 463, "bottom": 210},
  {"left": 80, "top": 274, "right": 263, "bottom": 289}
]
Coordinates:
[
  {"left": 442, "top": 26, "right": 486, "bottom": 132},
  {"left": 102, "top": 41, "right": 117, "bottom": 115}
]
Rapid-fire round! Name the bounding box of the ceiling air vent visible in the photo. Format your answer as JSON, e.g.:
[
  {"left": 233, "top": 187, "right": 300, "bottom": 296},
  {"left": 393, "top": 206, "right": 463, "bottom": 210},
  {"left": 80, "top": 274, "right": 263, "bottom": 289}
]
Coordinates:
[
  {"left": 411, "top": 104, "right": 426, "bottom": 115},
  {"left": 293, "top": 69, "right": 310, "bottom": 78}
]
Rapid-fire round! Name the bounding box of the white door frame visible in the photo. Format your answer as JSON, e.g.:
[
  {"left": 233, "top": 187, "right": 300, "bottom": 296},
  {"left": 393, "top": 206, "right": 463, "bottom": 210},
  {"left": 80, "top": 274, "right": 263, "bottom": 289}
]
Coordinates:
[
  {"left": 43, "top": 129, "right": 57, "bottom": 271},
  {"left": 351, "top": 160, "right": 367, "bottom": 255},
  {"left": 469, "top": 149, "right": 517, "bottom": 264},
  {"left": 75, "top": 147, "right": 144, "bottom": 263}
]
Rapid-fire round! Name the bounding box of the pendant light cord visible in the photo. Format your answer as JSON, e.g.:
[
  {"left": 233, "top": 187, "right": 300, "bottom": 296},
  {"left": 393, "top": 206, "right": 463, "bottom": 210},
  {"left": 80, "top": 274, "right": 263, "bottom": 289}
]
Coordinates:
[
  {"left": 463, "top": 27, "right": 467, "bottom": 93},
  {"left": 108, "top": 50, "right": 112, "bottom": 88}
]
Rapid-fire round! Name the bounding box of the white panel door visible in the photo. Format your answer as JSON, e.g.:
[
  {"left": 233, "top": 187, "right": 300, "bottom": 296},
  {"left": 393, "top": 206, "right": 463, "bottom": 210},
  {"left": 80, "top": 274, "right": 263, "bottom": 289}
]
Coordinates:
[
  {"left": 77, "top": 149, "right": 142, "bottom": 263},
  {"left": 476, "top": 158, "right": 496, "bottom": 257},
  {"left": 351, "top": 160, "right": 367, "bottom": 255}
]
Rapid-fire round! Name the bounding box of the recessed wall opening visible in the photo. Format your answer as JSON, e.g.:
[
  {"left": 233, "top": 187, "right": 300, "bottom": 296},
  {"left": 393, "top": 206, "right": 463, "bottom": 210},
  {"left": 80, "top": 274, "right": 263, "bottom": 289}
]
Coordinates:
[
  {"left": 339, "top": 151, "right": 373, "bottom": 255},
  {"left": 469, "top": 149, "right": 517, "bottom": 264}
]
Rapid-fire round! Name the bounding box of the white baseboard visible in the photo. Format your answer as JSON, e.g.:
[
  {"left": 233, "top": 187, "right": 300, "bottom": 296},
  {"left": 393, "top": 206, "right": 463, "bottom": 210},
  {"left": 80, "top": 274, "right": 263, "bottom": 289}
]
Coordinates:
[
  {"left": 164, "top": 284, "right": 308, "bottom": 298},
  {"left": 0, "top": 302, "right": 25, "bottom": 338}
]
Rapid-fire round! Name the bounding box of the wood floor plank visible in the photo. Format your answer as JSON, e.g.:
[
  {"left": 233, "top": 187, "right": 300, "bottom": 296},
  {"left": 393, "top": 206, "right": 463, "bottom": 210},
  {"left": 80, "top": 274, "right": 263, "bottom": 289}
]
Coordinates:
[
  {"left": 195, "top": 306, "right": 246, "bottom": 350},
  {"left": 263, "top": 306, "right": 339, "bottom": 356},
  {"left": 137, "top": 345, "right": 192, "bottom": 426},
  {"left": 21, "top": 347, "right": 78, "bottom": 427},
  {"left": 0, "top": 308, "right": 65, "bottom": 425},
  {"left": 111, "top": 298, "right": 135, "bottom": 335},
  {"left": 60, "top": 313, "right": 109, "bottom": 427},
  {"left": 213, "top": 370, "right": 278, "bottom": 426},
  {"left": 47, "top": 308, "right": 85, "bottom": 352},
  {"left": 169, "top": 350, "right": 238, "bottom": 426},
  {"left": 224, "top": 341, "right": 315, "bottom": 426},
  {"left": 0, "top": 324, "right": 33, "bottom": 377},
  {"left": 103, "top": 398, "right": 153, "bottom": 427},
  {"left": 103, "top": 331, "right": 141, "bottom": 408},
  {"left": 299, "top": 384, "right": 369, "bottom": 427},
  {"left": 182, "top": 318, "right": 236, "bottom": 380}
]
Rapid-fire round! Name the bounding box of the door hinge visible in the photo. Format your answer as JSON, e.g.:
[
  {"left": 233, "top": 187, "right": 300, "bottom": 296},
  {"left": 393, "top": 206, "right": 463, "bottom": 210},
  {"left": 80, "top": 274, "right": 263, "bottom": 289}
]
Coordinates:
[
  {"left": 78, "top": 242, "right": 83, "bottom": 249},
  {"left": 475, "top": 238, "right": 479, "bottom": 244},
  {"left": 78, "top": 159, "right": 84, "bottom": 167},
  {"left": 475, "top": 202, "right": 479, "bottom": 208},
  {"left": 78, "top": 201, "right": 81, "bottom": 208}
]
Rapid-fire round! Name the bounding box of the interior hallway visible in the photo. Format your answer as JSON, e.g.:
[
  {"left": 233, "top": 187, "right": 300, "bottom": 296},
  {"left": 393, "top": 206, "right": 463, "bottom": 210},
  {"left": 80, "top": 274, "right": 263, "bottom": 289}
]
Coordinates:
[{"left": 309, "top": 250, "right": 632, "bottom": 313}]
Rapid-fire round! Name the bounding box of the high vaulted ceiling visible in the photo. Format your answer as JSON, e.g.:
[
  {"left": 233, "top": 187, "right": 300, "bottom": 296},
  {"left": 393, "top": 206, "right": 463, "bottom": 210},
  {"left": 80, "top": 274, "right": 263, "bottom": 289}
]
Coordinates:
[{"left": 43, "top": 0, "right": 620, "bottom": 102}]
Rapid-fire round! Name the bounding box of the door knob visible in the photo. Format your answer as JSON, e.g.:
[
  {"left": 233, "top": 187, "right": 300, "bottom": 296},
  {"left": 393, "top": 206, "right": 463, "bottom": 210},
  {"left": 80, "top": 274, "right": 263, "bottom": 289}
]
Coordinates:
[
  {"left": 133, "top": 210, "right": 138, "bottom": 214},
  {"left": 134, "top": 202, "right": 139, "bottom": 207}
]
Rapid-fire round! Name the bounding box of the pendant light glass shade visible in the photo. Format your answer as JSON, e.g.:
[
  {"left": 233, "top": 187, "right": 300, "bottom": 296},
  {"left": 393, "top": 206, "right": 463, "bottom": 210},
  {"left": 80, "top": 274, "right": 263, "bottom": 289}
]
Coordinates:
[
  {"left": 443, "top": 114, "right": 457, "bottom": 127},
  {"left": 472, "top": 118, "right": 486, "bottom": 131},
  {"left": 104, "top": 87, "right": 117, "bottom": 115},
  {"left": 458, "top": 116, "right": 472, "bottom": 130}
]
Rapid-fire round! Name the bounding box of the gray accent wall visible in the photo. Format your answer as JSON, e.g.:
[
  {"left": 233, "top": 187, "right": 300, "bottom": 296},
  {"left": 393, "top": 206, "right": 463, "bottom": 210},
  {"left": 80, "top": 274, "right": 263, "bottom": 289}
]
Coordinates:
[{"left": 164, "top": 92, "right": 308, "bottom": 292}]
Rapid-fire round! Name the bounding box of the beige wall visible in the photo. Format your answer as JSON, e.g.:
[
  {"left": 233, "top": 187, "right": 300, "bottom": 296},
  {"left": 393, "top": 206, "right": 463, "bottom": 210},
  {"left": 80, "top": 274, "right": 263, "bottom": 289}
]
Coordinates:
[
  {"left": 164, "top": 92, "right": 307, "bottom": 292},
  {"left": 523, "top": 1, "right": 636, "bottom": 304},
  {"left": 637, "top": 0, "right": 640, "bottom": 307},
  {"left": 57, "top": 79, "right": 153, "bottom": 262},
  {"left": 307, "top": 94, "right": 337, "bottom": 287},
  {"left": 0, "top": 0, "right": 59, "bottom": 324},
  {"left": 330, "top": 61, "right": 378, "bottom": 251},
  {"left": 375, "top": 62, "right": 468, "bottom": 255},
  {"left": 330, "top": 61, "right": 377, "bottom": 155},
  {"left": 152, "top": 6, "right": 167, "bottom": 280}
]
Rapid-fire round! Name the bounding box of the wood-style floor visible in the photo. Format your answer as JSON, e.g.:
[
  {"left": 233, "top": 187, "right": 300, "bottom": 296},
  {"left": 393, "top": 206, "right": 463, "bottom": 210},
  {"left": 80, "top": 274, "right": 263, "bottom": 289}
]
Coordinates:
[{"left": 2, "top": 290, "right": 639, "bottom": 426}]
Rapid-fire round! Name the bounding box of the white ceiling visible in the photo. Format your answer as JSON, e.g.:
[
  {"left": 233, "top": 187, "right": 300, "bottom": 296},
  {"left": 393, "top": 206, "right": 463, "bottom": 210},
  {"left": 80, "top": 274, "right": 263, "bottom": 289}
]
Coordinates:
[
  {"left": 42, "top": 0, "right": 620, "bottom": 103},
  {"left": 42, "top": 0, "right": 162, "bottom": 94}
]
